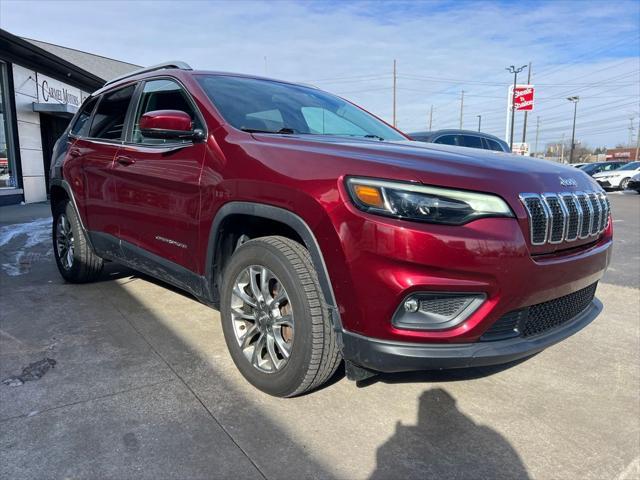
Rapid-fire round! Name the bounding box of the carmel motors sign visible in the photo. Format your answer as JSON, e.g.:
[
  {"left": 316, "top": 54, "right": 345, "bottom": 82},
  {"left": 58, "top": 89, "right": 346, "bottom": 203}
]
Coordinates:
[{"left": 37, "top": 74, "right": 88, "bottom": 107}]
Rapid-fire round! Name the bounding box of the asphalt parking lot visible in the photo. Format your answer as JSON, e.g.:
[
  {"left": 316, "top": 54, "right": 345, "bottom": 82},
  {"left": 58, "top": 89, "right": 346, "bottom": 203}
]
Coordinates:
[{"left": 1, "top": 192, "right": 638, "bottom": 480}]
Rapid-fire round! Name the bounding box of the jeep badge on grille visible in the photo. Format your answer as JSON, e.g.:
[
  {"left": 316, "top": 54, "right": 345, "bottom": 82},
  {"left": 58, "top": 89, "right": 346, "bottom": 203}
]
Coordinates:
[{"left": 559, "top": 177, "right": 578, "bottom": 187}]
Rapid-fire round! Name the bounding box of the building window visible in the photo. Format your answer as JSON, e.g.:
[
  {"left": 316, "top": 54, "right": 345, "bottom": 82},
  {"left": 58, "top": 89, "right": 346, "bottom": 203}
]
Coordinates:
[{"left": 0, "top": 61, "right": 17, "bottom": 189}]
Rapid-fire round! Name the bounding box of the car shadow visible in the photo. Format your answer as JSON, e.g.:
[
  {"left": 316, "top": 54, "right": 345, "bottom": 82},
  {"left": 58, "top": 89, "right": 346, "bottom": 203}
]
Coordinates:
[{"left": 369, "top": 388, "right": 530, "bottom": 479}]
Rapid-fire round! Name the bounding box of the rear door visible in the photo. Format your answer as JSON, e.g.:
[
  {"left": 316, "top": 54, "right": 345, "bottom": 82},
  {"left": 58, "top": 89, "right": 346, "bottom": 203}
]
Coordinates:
[
  {"left": 70, "top": 85, "right": 135, "bottom": 241},
  {"left": 112, "top": 77, "right": 206, "bottom": 272}
]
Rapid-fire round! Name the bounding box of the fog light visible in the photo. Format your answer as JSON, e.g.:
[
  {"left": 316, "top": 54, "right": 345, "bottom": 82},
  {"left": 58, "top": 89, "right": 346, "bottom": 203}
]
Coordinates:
[
  {"left": 393, "top": 292, "right": 486, "bottom": 331},
  {"left": 404, "top": 298, "right": 419, "bottom": 312}
]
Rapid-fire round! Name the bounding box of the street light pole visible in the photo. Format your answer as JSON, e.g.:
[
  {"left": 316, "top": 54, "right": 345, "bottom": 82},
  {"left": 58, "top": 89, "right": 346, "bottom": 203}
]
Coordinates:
[
  {"left": 506, "top": 64, "right": 527, "bottom": 151},
  {"left": 477, "top": 115, "right": 482, "bottom": 132},
  {"left": 567, "top": 96, "right": 580, "bottom": 164}
]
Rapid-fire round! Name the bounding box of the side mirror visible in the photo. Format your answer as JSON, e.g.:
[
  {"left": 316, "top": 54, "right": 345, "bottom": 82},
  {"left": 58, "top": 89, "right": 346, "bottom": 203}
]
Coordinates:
[{"left": 139, "top": 110, "right": 204, "bottom": 141}]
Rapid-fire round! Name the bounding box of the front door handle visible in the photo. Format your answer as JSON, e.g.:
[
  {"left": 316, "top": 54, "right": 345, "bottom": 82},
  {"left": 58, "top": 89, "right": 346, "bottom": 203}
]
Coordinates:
[
  {"left": 69, "top": 148, "right": 81, "bottom": 158},
  {"left": 116, "top": 155, "right": 135, "bottom": 166}
]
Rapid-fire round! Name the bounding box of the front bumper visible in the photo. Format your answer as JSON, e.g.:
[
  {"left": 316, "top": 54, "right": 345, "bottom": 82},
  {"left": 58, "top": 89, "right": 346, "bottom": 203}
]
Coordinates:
[
  {"left": 341, "top": 298, "right": 602, "bottom": 372},
  {"left": 627, "top": 179, "right": 640, "bottom": 191},
  {"left": 596, "top": 179, "right": 613, "bottom": 188}
]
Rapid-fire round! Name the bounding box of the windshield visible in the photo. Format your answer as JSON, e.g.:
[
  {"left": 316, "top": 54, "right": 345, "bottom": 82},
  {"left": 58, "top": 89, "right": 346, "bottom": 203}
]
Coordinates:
[
  {"left": 196, "top": 75, "right": 405, "bottom": 141},
  {"left": 618, "top": 161, "right": 640, "bottom": 171},
  {"left": 579, "top": 164, "right": 599, "bottom": 173}
]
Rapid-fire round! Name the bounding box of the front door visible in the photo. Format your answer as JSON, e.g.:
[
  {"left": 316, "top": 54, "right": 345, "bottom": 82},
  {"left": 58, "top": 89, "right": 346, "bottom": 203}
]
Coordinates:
[
  {"left": 79, "top": 85, "right": 136, "bottom": 240},
  {"left": 112, "top": 78, "right": 205, "bottom": 272}
]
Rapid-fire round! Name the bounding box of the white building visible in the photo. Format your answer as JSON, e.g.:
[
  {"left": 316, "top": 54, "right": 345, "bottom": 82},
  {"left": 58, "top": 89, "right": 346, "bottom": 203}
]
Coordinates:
[{"left": 0, "top": 28, "right": 139, "bottom": 205}]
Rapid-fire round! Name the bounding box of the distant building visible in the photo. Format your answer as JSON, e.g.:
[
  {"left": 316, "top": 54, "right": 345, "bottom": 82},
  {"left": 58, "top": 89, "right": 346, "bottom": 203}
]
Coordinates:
[
  {"left": 0, "top": 28, "right": 140, "bottom": 204},
  {"left": 606, "top": 147, "right": 638, "bottom": 162}
]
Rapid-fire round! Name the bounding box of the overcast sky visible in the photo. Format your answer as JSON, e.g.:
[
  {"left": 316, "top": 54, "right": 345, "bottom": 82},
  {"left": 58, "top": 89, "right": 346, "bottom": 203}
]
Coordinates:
[{"left": 2, "top": 0, "right": 639, "bottom": 150}]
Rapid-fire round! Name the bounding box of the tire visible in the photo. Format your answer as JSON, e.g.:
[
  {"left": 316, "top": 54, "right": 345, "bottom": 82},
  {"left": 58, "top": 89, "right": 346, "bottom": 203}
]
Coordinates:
[
  {"left": 220, "top": 236, "right": 341, "bottom": 397},
  {"left": 52, "top": 199, "right": 103, "bottom": 283},
  {"left": 620, "top": 177, "right": 630, "bottom": 190}
]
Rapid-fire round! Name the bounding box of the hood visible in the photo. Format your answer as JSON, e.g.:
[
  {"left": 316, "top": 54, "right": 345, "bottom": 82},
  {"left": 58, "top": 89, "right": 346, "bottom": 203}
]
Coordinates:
[
  {"left": 244, "top": 133, "right": 606, "bottom": 255},
  {"left": 250, "top": 134, "right": 601, "bottom": 196}
]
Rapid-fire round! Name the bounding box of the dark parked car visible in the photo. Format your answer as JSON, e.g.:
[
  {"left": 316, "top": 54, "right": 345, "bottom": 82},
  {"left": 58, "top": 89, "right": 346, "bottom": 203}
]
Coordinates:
[
  {"left": 627, "top": 173, "right": 640, "bottom": 193},
  {"left": 579, "top": 161, "right": 626, "bottom": 176},
  {"left": 50, "top": 62, "right": 611, "bottom": 397},
  {"left": 408, "top": 129, "right": 511, "bottom": 152}
]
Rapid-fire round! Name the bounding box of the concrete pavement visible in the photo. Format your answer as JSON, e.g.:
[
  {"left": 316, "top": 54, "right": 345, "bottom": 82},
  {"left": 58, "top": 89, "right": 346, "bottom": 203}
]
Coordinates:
[{"left": 0, "top": 194, "right": 638, "bottom": 479}]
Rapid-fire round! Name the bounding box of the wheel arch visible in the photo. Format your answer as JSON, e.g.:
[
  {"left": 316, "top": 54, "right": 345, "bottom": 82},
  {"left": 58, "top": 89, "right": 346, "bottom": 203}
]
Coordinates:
[
  {"left": 49, "top": 178, "right": 94, "bottom": 249},
  {"left": 206, "top": 202, "right": 343, "bottom": 331}
]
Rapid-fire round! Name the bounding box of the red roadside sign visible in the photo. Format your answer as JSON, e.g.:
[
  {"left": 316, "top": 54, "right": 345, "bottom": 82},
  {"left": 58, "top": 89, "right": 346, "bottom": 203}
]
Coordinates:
[{"left": 509, "top": 84, "right": 535, "bottom": 111}]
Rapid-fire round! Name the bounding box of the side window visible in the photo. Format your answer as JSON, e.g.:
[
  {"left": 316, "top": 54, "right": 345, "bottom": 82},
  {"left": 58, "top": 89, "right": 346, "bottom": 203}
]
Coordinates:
[
  {"left": 301, "top": 107, "right": 367, "bottom": 136},
  {"left": 89, "top": 85, "right": 135, "bottom": 140},
  {"left": 462, "top": 135, "right": 483, "bottom": 149},
  {"left": 484, "top": 138, "right": 505, "bottom": 151},
  {"left": 435, "top": 135, "right": 461, "bottom": 146},
  {"left": 132, "top": 79, "right": 201, "bottom": 145},
  {"left": 70, "top": 97, "right": 98, "bottom": 137}
]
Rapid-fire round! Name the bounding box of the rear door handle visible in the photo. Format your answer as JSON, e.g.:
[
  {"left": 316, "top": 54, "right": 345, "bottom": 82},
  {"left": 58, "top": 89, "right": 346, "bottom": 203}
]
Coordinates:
[{"left": 116, "top": 155, "right": 135, "bottom": 166}]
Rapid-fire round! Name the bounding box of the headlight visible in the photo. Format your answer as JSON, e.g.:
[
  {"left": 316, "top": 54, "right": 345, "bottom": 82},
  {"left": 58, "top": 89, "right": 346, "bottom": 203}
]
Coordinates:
[{"left": 346, "top": 177, "right": 514, "bottom": 225}]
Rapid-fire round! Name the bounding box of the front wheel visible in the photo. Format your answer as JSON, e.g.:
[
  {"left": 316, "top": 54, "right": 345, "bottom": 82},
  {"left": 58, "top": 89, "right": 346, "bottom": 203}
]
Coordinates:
[
  {"left": 620, "top": 177, "right": 631, "bottom": 190},
  {"left": 52, "top": 200, "right": 103, "bottom": 283},
  {"left": 220, "top": 236, "right": 341, "bottom": 397}
]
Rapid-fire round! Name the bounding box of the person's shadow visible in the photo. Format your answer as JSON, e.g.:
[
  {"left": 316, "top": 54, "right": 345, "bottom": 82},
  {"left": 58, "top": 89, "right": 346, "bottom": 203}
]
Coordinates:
[{"left": 370, "top": 388, "right": 530, "bottom": 480}]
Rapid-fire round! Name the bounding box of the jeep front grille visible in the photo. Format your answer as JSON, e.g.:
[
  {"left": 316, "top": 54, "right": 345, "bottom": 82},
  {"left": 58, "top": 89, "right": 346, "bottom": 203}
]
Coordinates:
[{"left": 520, "top": 191, "right": 609, "bottom": 246}]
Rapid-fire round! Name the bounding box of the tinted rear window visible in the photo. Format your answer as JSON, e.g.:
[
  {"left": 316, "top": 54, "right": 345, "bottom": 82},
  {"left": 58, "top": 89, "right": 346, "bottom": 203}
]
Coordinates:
[
  {"left": 434, "top": 135, "right": 462, "bottom": 146},
  {"left": 461, "top": 135, "right": 483, "bottom": 149},
  {"left": 70, "top": 97, "right": 98, "bottom": 137},
  {"left": 90, "top": 85, "right": 135, "bottom": 140},
  {"left": 484, "top": 138, "right": 505, "bottom": 151}
]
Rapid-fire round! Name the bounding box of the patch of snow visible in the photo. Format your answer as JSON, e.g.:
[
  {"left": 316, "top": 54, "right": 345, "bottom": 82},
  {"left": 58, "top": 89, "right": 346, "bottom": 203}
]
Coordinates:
[{"left": 0, "top": 217, "right": 52, "bottom": 276}]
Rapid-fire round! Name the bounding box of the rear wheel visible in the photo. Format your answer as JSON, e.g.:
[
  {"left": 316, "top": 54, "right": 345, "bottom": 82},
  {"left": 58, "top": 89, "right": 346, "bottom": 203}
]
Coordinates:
[
  {"left": 52, "top": 200, "right": 103, "bottom": 283},
  {"left": 221, "top": 236, "right": 341, "bottom": 397}
]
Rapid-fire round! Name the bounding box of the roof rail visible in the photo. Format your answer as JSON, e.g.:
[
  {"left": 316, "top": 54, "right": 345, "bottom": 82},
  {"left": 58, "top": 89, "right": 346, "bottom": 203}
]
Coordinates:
[{"left": 104, "top": 61, "right": 192, "bottom": 86}]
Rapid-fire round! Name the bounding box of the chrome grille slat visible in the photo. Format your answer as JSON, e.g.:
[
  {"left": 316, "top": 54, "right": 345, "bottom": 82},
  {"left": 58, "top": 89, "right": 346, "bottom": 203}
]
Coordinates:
[
  {"left": 577, "top": 193, "right": 593, "bottom": 239},
  {"left": 542, "top": 194, "right": 567, "bottom": 243},
  {"left": 560, "top": 194, "right": 580, "bottom": 241},
  {"left": 520, "top": 190, "right": 608, "bottom": 247},
  {"left": 597, "top": 193, "right": 609, "bottom": 232},
  {"left": 520, "top": 194, "right": 549, "bottom": 245},
  {"left": 588, "top": 193, "right": 601, "bottom": 236}
]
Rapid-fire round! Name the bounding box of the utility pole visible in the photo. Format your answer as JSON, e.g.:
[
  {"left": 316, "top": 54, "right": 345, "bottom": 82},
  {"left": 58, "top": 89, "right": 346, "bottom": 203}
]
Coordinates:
[
  {"left": 568, "top": 96, "right": 579, "bottom": 164},
  {"left": 522, "top": 61, "right": 532, "bottom": 144},
  {"left": 264, "top": 56, "right": 268, "bottom": 75},
  {"left": 477, "top": 115, "right": 482, "bottom": 132},
  {"left": 506, "top": 64, "right": 527, "bottom": 151},
  {"left": 635, "top": 117, "right": 640, "bottom": 160},
  {"left": 428, "top": 105, "right": 433, "bottom": 131},
  {"left": 534, "top": 116, "right": 540, "bottom": 157},
  {"left": 628, "top": 116, "right": 635, "bottom": 146},
  {"left": 560, "top": 133, "right": 565, "bottom": 163},
  {"left": 392, "top": 59, "right": 397, "bottom": 128},
  {"left": 459, "top": 90, "right": 464, "bottom": 129}
]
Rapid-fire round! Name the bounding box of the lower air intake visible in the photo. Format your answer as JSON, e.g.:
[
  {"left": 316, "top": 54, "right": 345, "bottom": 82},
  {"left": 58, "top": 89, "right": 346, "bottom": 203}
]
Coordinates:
[{"left": 481, "top": 282, "right": 597, "bottom": 341}]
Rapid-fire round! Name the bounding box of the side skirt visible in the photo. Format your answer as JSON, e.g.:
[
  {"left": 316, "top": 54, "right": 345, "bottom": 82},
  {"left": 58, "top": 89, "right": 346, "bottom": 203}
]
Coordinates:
[{"left": 89, "top": 231, "right": 216, "bottom": 307}]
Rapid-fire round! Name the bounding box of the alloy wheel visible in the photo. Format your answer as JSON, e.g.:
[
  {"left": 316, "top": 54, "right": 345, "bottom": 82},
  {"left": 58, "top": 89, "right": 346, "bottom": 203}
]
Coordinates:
[
  {"left": 230, "top": 265, "right": 294, "bottom": 373},
  {"left": 55, "top": 214, "right": 75, "bottom": 270}
]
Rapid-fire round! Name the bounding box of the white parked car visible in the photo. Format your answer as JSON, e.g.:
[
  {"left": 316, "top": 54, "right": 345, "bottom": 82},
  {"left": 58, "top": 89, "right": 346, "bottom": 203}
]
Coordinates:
[{"left": 593, "top": 161, "right": 640, "bottom": 190}]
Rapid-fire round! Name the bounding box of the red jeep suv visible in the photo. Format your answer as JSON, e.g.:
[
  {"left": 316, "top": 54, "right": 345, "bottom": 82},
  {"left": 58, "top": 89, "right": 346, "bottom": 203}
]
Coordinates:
[{"left": 50, "top": 62, "right": 612, "bottom": 397}]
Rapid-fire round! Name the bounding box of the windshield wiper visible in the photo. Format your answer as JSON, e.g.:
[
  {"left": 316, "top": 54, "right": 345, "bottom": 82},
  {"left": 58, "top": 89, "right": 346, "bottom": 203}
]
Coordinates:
[
  {"left": 310, "top": 132, "right": 385, "bottom": 141},
  {"left": 364, "top": 134, "right": 385, "bottom": 141},
  {"left": 241, "top": 127, "right": 297, "bottom": 134}
]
